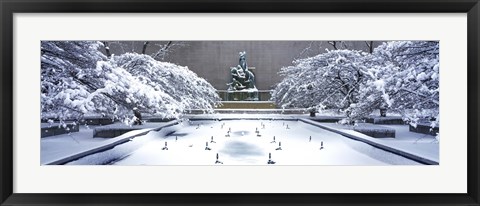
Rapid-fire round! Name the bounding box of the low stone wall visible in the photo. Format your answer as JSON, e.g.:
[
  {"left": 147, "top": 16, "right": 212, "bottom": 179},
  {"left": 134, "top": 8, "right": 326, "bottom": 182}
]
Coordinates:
[
  {"left": 80, "top": 118, "right": 115, "bottom": 125},
  {"left": 93, "top": 128, "right": 137, "bottom": 138},
  {"left": 41, "top": 123, "right": 79, "bottom": 138},
  {"left": 42, "top": 117, "right": 116, "bottom": 125},
  {"left": 310, "top": 116, "right": 344, "bottom": 123},
  {"left": 144, "top": 117, "right": 177, "bottom": 122},
  {"left": 365, "top": 116, "right": 405, "bottom": 125},
  {"left": 217, "top": 90, "right": 272, "bottom": 101},
  {"left": 186, "top": 108, "right": 307, "bottom": 114},
  {"left": 353, "top": 125, "right": 395, "bottom": 138},
  {"left": 216, "top": 101, "right": 277, "bottom": 109},
  {"left": 409, "top": 123, "right": 439, "bottom": 136},
  {"left": 92, "top": 123, "right": 164, "bottom": 138}
]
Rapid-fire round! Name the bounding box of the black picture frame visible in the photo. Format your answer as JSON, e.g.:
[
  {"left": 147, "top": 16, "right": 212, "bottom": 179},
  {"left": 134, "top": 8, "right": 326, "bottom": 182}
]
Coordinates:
[{"left": 1, "top": 0, "right": 479, "bottom": 205}]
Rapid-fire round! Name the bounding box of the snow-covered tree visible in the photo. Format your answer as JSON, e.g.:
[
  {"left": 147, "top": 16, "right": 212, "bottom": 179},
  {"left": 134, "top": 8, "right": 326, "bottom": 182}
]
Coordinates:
[
  {"left": 106, "top": 53, "right": 220, "bottom": 113},
  {"left": 273, "top": 41, "right": 439, "bottom": 128},
  {"left": 351, "top": 41, "right": 439, "bottom": 127},
  {"left": 271, "top": 49, "right": 368, "bottom": 113},
  {"left": 41, "top": 41, "right": 107, "bottom": 120},
  {"left": 41, "top": 41, "right": 219, "bottom": 123}
]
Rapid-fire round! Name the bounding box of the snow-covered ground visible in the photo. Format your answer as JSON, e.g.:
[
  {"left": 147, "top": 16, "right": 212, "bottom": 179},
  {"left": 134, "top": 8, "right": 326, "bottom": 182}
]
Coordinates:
[
  {"left": 41, "top": 114, "right": 439, "bottom": 166},
  {"left": 64, "top": 119, "right": 422, "bottom": 165}
]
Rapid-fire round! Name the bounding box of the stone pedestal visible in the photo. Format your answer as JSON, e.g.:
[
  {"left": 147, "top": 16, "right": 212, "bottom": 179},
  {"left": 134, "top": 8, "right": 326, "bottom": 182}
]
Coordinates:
[{"left": 226, "top": 90, "right": 259, "bottom": 101}]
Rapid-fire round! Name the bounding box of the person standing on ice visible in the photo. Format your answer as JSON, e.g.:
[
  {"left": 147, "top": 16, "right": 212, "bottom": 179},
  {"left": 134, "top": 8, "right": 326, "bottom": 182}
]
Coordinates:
[{"left": 133, "top": 107, "right": 142, "bottom": 125}]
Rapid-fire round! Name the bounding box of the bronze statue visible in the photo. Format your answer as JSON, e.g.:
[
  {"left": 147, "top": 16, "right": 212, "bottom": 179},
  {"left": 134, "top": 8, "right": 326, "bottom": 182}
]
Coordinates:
[{"left": 228, "top": 51, "right": 256, "bottom": 91}]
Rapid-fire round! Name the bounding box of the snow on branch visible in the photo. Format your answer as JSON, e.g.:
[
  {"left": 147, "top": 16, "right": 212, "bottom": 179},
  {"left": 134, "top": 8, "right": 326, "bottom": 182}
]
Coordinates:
[
  {"left": 272, "top": 41, "right": 439, "bottom": 128},
  {"left": 41, "top": 41, "right": 219, "bottom": 122}
]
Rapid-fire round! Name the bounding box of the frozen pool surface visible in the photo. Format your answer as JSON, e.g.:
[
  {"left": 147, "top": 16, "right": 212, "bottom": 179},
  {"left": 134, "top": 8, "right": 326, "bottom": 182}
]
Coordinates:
[{"left": 67, "top": 120, "right": 422, "bottom": 165}]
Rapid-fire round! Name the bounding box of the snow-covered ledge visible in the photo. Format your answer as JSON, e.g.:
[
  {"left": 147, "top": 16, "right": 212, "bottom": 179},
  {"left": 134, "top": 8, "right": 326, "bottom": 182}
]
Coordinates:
[
  {"left": 43, "top": 120, "right": 179, "bottom": 165},
  {"left": 299, "top": 119, "right": 439, "bottom": 165}
]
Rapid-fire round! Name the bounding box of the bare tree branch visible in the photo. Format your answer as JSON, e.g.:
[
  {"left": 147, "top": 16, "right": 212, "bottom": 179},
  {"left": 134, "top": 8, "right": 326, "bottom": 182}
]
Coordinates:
[
  {"left": 365, "top": 41, "right": 373, "bottom": 53},
  {"left": 327, "top": 41, "right": 338, "bottom": 50},
  {"left": 142, "top": 41, "right": 150, "bottom": 54},
  {"left": 102, "top": 41, "right": 112, "bottom": 57},
  {"left": 152, "top": 41, "right": 175, "bottom": 60}
]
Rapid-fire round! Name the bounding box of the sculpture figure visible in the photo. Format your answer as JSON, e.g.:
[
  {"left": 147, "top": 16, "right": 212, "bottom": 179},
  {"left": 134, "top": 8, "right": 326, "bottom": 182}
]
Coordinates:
[
  {"left": 227, "top": 51, "right": 259, "bottom": 101},
  {"left": 228, "top": 51, "right": 256, "bottom": 91}
]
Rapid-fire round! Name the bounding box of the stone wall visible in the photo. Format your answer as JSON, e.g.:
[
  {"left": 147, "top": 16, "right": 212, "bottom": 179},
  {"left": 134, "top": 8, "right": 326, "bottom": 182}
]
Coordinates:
[
  {"left": 106, "top": 41, "right": 381, "bottom": 90},
  {"left": 165, "top": 41, "right": 313, "bottom": 90}
]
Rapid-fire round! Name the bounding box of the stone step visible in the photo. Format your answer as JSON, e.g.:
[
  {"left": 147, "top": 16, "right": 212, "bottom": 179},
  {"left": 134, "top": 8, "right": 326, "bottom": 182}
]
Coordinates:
[{"left": 216, "top": 101, "right": 276, "bottom": 109}]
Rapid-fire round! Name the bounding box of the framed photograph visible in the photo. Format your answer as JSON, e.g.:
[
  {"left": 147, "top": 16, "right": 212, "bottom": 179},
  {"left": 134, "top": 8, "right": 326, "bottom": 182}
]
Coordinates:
[{"left": 1, "top": 0, "right": 479, "bottom": 205}]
